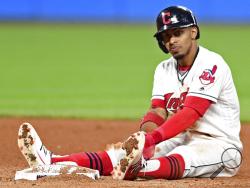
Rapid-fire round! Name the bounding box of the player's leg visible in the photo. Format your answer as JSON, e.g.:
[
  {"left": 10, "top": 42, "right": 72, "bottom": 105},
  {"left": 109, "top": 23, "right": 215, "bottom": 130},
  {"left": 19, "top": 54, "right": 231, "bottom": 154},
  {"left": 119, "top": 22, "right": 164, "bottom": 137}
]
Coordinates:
[
  {"left": 177, "top": 135, "right": 242, "bottom": 178},
  {"left": 137, "top": 153, "right": 185, "bottom": 179},
  {"left": 138, "top": 134, "right": 242, "bottom": 179},
  {"left": 51, "top": 143, "right": 124, "bottom": 175},
  {"left": 18, "top": 122, "right": 130, "bottom": 176},
  {"left": 52, "top": 131, "right": 188, "bottom": 179}
]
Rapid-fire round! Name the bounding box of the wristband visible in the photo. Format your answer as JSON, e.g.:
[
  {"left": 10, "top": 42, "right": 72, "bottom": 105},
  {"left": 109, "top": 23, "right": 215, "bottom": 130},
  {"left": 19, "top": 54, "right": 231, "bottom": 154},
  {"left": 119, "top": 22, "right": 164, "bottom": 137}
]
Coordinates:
[{"left": 140, "top": 112, "right": 165, "bottom": 128}]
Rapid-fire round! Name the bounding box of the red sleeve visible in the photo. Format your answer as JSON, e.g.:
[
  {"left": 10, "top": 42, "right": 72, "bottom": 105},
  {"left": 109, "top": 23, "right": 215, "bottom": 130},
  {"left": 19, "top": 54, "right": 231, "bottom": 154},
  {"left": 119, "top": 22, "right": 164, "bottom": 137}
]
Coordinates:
[
  {"left": 149, "top": 96, "right": 212, "bottom": 144},
  {"left": 150, "top": 107, "right": 199, "bottom": 144},
  {"left": 183, "top": 96, "right": 212, "bottom": 116}
]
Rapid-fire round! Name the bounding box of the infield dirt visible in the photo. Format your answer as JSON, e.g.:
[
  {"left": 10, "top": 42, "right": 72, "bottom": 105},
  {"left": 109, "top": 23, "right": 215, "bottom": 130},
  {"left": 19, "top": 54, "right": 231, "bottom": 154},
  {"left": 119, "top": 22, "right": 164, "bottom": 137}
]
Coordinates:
[{"left": 0, "top": 117, "right": 249, "bottom": 187}]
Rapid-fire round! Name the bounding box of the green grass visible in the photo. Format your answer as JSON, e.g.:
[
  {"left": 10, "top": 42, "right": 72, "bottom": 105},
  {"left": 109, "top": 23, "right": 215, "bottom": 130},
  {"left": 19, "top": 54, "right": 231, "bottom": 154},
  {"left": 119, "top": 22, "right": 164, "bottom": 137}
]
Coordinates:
[{"left": 0, "top": 23, "right": 249, "bottom": 120}]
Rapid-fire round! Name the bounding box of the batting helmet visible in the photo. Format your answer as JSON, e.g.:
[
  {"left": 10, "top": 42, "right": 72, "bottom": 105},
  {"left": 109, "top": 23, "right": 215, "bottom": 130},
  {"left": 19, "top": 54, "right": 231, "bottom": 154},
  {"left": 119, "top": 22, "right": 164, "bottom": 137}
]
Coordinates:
[{"left": 154, "top": 6, "right": 200, "bottom": 53}]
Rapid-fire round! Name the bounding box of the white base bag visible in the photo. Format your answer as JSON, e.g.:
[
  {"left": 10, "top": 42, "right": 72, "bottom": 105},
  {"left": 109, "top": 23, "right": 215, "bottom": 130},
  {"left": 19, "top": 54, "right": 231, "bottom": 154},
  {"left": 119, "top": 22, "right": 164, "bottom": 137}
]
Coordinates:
[{"left": 15, "top": 164, "right": 100, "bottom": 181}]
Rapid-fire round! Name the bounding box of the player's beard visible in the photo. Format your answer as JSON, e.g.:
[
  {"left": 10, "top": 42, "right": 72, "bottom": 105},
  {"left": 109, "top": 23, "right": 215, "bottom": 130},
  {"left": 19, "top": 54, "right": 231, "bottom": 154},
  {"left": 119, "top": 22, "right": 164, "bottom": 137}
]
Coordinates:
[
  {"left": 171, "top": 50, "right": 185, "bottom": 60},
  {"left": 172, "top": 44, "right": 191, "bottom": 60},
  {"left": 169, "top": 46, "right": 185, "bottom": 60},
  {"left": 173, "top": 53, "right": 184, "bottom": 60}
]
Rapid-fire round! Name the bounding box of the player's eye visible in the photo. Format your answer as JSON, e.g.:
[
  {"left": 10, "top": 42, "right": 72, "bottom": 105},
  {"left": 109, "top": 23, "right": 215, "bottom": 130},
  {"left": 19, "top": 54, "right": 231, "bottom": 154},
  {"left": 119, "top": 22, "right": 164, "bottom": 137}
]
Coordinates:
[
  {"left": 173, "top": 30, "right": 183, "bottom": 37},
  {"left": 161, "top": 33, "right": 171, "bottom": 43}
]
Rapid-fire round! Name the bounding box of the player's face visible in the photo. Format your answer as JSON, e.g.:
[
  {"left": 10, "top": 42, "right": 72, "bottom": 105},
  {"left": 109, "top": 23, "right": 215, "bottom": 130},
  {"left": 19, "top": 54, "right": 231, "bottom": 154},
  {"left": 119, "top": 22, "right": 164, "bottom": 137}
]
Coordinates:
[{"left": 161, "top": 27, "right": 197, "bottom": 59}]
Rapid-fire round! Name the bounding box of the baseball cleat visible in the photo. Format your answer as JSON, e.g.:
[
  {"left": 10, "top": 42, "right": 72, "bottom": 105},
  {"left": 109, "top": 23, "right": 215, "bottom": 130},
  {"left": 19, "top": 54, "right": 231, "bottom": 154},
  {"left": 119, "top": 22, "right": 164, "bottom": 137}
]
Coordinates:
[
  {"left": 18, "top": 122, "right": 52, "bottom": 167},
  {"left": 112, "top": 131, "right": 145, "bottom": 180}
]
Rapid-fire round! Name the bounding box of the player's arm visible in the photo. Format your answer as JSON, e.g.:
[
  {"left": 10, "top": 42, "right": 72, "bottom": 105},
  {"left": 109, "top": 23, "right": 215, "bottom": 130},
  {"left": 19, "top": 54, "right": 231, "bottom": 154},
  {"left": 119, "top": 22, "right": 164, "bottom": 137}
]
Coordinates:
[
  {"left": 148, "top": 96, "right": 212, "bottom": 144},
  {"left": 140, "top": 99, "right": 168, "bottom": 133},
  {"left": 143, "top": 96, "right": 212, "bottom": 159}
]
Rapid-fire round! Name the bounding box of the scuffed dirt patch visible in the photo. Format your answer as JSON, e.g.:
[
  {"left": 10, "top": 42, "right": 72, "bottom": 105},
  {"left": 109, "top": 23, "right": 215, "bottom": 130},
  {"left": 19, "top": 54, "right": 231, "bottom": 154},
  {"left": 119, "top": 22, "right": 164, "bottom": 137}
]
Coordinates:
[{"left": 0, "top": 117, "right": 249, "bottom": 187}]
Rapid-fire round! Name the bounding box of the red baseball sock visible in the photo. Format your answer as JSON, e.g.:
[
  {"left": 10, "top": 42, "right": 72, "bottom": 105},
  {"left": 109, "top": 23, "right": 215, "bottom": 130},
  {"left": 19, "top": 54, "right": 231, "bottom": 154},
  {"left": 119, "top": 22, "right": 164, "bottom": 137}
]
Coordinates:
[
  {"left": 51, "top": 151, "right": 113, "bottom": 175},
  {"left": 138, "top": 154, "right": 185, "bottom": 179}
]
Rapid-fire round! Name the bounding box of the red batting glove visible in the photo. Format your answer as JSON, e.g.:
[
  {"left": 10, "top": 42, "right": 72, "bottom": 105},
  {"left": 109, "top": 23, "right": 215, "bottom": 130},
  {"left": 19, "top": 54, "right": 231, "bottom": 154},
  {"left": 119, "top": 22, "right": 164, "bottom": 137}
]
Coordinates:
[{"left": 143, "top": 133, "right": 156, "bottom": 160}]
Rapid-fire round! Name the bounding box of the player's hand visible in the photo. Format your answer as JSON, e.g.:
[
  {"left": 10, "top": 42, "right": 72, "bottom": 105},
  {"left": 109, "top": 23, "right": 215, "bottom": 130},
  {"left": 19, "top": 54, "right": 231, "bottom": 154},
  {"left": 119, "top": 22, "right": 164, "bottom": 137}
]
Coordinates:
[
  {"left": 140, "top": 122, "right": 158, "bottom": 133},
  {"left": 143, "top": 133, "right": 156, "bottom": 160}
]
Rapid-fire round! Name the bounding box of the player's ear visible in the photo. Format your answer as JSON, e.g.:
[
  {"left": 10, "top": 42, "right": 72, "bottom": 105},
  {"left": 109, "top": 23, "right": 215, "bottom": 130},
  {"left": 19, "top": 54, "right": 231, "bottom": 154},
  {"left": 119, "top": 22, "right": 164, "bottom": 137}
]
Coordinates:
[{"left": 191, "top": 27, "right": 198, "bottom": 40}]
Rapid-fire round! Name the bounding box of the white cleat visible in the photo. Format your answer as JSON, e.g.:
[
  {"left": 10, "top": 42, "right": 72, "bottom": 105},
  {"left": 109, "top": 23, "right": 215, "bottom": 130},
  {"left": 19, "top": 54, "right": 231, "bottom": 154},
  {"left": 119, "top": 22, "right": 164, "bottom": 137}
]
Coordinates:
[
  {"left": 112, "top": 131, "right": 145, "bottom": 180},
  {"left": 18, "top": 122, "right": 52, "bottom": 167}
]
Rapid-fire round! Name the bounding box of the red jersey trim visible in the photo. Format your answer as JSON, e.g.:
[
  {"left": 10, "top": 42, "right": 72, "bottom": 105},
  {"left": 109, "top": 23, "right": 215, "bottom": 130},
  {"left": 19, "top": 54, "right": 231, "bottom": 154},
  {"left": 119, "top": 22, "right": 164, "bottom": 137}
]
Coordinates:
[
  {"left": 178, "top": 65, "right": 192, "bottom": 71},
  {"left": 151, "top": 99, "right": 166, "bottom": 109}
]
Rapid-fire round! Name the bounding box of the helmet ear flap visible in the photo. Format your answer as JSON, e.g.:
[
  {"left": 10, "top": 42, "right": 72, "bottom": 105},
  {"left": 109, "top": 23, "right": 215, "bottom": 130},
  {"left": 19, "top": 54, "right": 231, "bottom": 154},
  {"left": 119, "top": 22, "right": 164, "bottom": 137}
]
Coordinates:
[
  {"left": 158, "top": 41, "right": 169, "bottom": 54},
  {"left": 156, "top": 35, "right": 169, "bottom": 54}
]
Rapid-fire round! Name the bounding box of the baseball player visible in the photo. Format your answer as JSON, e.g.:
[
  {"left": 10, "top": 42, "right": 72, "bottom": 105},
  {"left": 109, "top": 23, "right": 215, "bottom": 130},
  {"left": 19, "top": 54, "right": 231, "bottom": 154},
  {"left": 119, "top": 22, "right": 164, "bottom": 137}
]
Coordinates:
[{"left": 18, "top": 6, "right": 242, "bottom": 180}]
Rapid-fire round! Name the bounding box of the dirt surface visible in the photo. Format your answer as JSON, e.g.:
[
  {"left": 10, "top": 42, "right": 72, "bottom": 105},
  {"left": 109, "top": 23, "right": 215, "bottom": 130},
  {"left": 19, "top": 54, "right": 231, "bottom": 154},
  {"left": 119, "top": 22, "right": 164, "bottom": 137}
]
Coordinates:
[{"left": 0, "top": 117, "right": 249, "bottom": 187}]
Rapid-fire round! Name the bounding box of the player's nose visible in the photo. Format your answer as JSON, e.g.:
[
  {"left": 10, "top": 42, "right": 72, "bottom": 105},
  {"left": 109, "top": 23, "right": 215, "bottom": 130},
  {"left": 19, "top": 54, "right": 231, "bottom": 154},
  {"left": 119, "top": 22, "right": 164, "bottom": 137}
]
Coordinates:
[{"left": 169, "top": 36, "right": 177, "bottom": 44}]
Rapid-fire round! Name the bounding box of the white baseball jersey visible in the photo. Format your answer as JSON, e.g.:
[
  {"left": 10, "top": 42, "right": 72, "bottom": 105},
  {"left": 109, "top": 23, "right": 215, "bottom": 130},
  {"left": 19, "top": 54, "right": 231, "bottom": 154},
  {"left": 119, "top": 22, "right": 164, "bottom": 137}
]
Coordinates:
[{"left": 152, "top": 46, "right": 242, "bottom": 149}]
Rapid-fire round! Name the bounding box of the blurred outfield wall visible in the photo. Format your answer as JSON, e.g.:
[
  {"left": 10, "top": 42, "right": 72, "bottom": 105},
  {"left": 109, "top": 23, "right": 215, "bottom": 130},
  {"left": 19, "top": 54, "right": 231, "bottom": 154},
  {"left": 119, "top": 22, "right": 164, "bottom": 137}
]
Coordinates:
[{"left": 0, "top": 0, "right": 250, "bottom": 23}]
